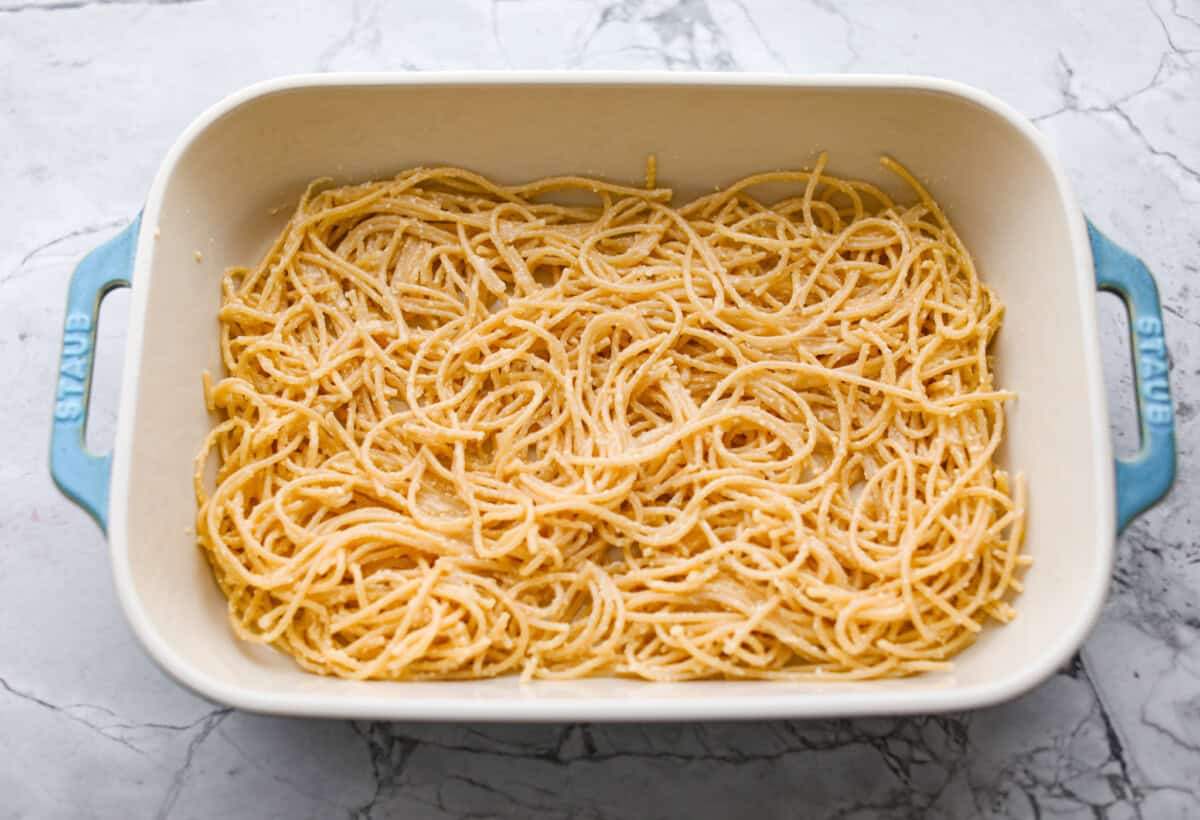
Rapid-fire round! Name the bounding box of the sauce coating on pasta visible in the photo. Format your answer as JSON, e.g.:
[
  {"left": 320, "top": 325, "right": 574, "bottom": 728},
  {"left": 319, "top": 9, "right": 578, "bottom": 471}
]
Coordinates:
[{"left": 195, "top": 155, "right": 1027, "bottom": 681}]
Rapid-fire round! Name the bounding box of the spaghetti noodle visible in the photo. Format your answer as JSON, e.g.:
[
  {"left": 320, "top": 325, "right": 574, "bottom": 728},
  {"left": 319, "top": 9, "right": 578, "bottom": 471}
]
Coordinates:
[{"left": 195, "top": 154, "right": 1027, "bottom": 681}]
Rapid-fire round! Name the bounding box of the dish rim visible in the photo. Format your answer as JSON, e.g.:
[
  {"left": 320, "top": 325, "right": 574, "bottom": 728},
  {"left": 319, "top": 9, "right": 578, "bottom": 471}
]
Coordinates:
[{"left": 106, "top": 71, "right": 1113, "bottom": 720}]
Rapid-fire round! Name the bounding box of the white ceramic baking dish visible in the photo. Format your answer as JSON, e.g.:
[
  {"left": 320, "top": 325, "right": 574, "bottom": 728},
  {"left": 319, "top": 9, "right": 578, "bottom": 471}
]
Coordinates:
[{"left": 51, "top": 73, "right": 1176, "bottom": 721}]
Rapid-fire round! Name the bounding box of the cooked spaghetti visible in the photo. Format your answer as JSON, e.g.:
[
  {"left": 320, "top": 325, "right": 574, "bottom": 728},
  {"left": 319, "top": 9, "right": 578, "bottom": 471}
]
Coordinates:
[{"left": 195, "top": 154, "right": 1027, "bottom": 681}]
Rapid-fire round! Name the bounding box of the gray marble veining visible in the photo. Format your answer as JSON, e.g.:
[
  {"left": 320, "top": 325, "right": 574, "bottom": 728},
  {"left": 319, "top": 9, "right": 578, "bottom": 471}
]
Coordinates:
[{"left": 1, "top": 1, "right": 1198, "bottom": 817}]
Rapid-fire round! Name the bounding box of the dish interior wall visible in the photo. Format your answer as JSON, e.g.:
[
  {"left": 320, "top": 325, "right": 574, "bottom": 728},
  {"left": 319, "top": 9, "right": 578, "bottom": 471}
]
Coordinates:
[{"left": 121, "top": 82, "right": 1103, "bottom": 705}]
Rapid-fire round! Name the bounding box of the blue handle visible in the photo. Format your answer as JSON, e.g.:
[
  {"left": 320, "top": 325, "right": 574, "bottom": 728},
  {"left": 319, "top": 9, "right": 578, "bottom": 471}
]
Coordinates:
[
  {"left": 49, "top": 215, "right": 141, "bottom": 532},
  {"left": 1088, "top": 221, "right": 1177, "bottom": 532}
]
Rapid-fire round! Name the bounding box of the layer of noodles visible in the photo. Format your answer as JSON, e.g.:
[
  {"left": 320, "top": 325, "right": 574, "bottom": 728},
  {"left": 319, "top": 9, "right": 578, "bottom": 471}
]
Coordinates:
[{"left": 195, "top": 154, "right": 1028, "bottom": 681}]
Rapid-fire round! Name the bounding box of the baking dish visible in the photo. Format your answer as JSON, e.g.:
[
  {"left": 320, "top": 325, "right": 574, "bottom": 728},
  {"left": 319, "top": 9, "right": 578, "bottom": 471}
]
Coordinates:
[{"left": 50, "top": 73, "right": 1176, "bottom": 720}]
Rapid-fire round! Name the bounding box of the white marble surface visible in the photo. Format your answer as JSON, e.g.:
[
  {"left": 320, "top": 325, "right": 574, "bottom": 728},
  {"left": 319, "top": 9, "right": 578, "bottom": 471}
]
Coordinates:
[{"left": 1, "top": 1, "right": 1198, "bottom": 817}]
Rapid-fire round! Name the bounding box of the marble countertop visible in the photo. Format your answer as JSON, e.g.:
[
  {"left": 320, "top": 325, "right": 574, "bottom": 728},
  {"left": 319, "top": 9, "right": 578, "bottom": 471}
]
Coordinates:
[{"left": 2, "top": 1, "right": 1198, "bottom": 817}]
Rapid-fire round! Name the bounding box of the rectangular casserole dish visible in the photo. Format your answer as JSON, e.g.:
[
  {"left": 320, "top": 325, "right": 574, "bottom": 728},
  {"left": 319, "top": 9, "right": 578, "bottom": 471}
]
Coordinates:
[{"left": 50, "top": 73, "right": 1177, "bottom": 720}]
